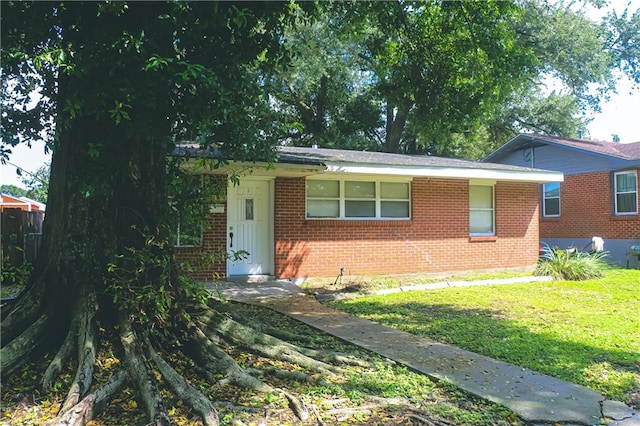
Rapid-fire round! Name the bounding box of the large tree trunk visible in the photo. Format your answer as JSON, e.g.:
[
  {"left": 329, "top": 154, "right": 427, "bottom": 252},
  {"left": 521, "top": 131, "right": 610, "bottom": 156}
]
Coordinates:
[
  {"left": 1, "top": 4, "right": 177, "bottom": 423},
  {"left": 385, "top": 99, "right": 413, "bottom": 153},
  {"left": 0, "top": 6, "right": 341, "bottom": 423}
]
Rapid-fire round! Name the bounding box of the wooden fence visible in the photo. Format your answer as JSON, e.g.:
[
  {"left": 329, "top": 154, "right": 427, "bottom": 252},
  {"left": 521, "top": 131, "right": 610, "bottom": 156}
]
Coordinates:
[{"left": 1, "top": 208, "right": 45, "bottom": 270}]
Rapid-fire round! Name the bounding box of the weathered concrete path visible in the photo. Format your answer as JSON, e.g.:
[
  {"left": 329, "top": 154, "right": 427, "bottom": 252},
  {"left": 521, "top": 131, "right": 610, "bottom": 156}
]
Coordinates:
[{"left": 213, "top": 278, "right": 638, "bottom": 426}]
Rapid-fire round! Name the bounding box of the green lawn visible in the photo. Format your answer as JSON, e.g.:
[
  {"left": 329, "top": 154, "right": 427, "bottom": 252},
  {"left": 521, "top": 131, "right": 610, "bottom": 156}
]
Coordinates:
[{"left": 330, "top": 268, "right": 640, "bottom": 403}]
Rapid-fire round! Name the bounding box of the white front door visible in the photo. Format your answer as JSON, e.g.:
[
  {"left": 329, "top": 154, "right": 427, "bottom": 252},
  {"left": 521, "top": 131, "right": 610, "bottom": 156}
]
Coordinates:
[{"left": 227, "top": 179, "right": 273, "bottom": 276}]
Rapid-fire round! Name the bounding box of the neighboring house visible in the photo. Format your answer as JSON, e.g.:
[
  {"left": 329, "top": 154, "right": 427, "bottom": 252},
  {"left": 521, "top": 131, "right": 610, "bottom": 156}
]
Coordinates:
[
  {"left": 1, "top": 193, "right": 46, "bottom": 270},
  {"left": 484, "top": 134, "right": 640, "bottom": 267},
  {"left": 175, "top": 145, "right": 562, "bottom": 281}
]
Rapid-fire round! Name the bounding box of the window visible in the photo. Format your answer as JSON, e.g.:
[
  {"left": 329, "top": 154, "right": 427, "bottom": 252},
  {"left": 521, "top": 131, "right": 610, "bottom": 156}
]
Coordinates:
[
  {"left": 469, "top": 185, "right": 494, "bottom": 235},
  {"left": 542, "top": 182, "right": 560, "bottom": 217},
  {"left": 380, "top": 182, "right": 411, "bottom": 217},
  {"left": 614, "top": 170, "right": 638, "bottom": 215},
  {"left": 175, "top": 219, "right": 203, "bottom": 247},
  {"left": 171, "top": 199, "right": 203, "bottom": 247},
  {"left": 170, "top": 175, "right": 205, "bottom": 247},
  {"left": 306, "top": 179, "right": 410, "bottom": 219}
]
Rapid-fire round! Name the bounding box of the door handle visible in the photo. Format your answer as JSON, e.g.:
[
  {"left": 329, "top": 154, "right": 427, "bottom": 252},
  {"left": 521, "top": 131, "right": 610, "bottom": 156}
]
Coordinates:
[{"left": 229, "top": 231, "right": 234, "bottom": 248}]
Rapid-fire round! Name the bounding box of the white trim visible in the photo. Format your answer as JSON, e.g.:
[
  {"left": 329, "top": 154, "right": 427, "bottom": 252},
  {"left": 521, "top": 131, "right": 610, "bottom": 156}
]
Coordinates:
[
  {"left": 306, "top": 177, "right": 411, "bottom": 220},
  {"left": 306, "top": 174, "right": 412, "bottom": 183},
  {"left": 469, "top": 184, "right": 495, "bottom": 236},
  {"left": 267, "top": 179, "right": 275, "bottom": 274},
  {"left": 183, "top": 158, "right": 563, "bottom": 183},
  {"left": 613, "top": 170, "right": 638, "bottom": 215},
  {"left": 542, "top": 182, "right": 561, "bottom": 218},
  {"left": 324, "top": 162, "right": 563, "bottom": 183}
]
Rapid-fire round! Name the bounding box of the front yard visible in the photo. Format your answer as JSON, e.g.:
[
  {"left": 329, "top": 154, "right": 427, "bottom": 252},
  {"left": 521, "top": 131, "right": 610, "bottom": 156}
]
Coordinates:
[{"left": 329, "top": 268, "right": 640, "bottom": 405}]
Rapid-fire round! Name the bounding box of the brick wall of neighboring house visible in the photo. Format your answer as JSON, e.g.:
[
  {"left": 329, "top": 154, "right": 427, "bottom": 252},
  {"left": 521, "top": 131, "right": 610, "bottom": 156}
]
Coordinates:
[
  {"left": 540, "top": 169, "right": 640, "bottom": 239},
  {"left": 274, "top": 177, "right": 540, "bottom": 279}
]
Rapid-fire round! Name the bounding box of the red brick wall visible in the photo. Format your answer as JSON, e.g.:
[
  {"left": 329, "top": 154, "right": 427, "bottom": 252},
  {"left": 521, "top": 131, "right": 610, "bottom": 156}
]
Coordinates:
[
  {"left": 540, "top": 170, "right": 640, "bottom": 239},
  {"left": 175, "top": 211, "right": 227, "bottom": 281},
  {"left": 274, "top": 177, "right": 540, "bottom": 279}
]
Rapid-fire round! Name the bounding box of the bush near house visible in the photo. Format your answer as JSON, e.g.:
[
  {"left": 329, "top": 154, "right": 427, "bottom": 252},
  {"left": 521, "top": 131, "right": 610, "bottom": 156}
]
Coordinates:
[{"left": 535, "top": 248, "right": 609, "bottom": 280}]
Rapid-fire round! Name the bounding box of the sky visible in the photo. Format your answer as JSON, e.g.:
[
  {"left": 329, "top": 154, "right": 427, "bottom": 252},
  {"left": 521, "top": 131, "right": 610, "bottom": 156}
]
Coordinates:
[{"left": 1, "top": 1, "right": 639, "bottom": 189}]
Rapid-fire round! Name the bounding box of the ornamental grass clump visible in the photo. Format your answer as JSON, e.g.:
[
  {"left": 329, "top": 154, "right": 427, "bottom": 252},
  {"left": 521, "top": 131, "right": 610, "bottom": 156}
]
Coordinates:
[{"left": 535, "top": 248, "right": 609, "bottom": 280}]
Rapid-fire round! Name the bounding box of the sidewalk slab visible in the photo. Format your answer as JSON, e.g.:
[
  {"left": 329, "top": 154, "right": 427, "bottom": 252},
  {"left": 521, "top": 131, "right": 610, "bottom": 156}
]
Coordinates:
[
  {"left": 255, "top": 296, "right": 604, "bottom": 425},
  {"left": 215, "top": 278, "right": 636, "bottom": 425}
]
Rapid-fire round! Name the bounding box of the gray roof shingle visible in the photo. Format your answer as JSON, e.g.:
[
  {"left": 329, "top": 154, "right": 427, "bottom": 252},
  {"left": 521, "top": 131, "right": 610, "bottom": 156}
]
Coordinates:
[
  {"left": 278, "top": 146, "right": 550, "bottom": 173},
  {"left": 175, "top": 143, "right": 559, "bottom": 176}
]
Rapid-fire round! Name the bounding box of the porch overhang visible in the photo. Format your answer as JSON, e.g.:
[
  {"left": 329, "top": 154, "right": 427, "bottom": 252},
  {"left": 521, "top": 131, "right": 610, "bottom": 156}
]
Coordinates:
[{"left": 322, "top": 162, "right": 564, "bottom": 183}]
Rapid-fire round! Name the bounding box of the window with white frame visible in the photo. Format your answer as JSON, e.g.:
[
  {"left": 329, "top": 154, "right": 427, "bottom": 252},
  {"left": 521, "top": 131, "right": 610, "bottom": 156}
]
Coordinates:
[
  {"left": 614, "top": 170, "right": 638, "bottom": 215},
  {"left": 175, "top": 218, "right": 203, "bottom": 247},
  {"left": 469, "top": 185, "right": 494, "bottom": 235},
  {"left": 542, "top": 182, "right": 560, "bottom": 217},
  {"left": 169, "top": 199, "right": 204, "bottom": 247},
  {"left": 170, "top": 175, "right": 205, "bottom": 247},
  {"left": 306, "top": 178, "right": 410, "bottom": 219}
]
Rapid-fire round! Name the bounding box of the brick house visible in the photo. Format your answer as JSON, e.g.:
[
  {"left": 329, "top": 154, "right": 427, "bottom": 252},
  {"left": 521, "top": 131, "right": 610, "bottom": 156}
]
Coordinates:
[
  {"left": 485, "top": 134, "right": 640, "bottom": 267},
  {"left": 175, "top": 145, "right": 561, "bottom": 280}
]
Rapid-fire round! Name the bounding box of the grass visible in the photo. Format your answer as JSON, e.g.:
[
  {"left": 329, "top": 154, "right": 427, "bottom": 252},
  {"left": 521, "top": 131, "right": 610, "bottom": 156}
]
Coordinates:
[
  {"left": 330, "top": 268, "right": 640, "bottom": 403},
  {"left": 301, "top": 269, "right": 532, "bottom": 295}
]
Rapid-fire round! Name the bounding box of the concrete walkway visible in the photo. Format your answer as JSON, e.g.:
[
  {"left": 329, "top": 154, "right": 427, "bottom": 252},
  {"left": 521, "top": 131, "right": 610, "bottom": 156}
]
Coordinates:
[{"left": 213, "top": 278, "right": 638, "bottom": 426}]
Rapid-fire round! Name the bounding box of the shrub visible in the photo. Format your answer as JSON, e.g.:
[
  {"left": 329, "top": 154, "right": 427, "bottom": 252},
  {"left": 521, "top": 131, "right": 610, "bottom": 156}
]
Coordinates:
[
  {"left": 1, "top": 253, "right": 32, "bottom": 288},
  {"left": 535, "top": 248, "right": 609, "bottom": 280}
]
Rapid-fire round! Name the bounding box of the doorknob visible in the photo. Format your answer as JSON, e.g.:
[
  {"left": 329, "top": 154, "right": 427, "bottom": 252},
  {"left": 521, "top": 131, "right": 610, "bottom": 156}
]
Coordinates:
[{"left": 229, "top": 231, "right": 234, "bottom": 248}]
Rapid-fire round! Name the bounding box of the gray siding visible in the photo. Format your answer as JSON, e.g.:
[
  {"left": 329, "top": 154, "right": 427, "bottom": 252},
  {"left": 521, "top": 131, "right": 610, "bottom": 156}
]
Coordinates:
[
  {"left": 498, "top": 145, "right": 612, "bottom": 175},
  {"left": 543, "top": 237, "right": 640, "bottom": 268}
]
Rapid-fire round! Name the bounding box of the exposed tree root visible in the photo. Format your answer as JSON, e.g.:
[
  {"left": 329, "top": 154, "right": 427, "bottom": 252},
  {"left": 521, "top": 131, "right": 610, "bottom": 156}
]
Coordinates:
[
  {"left": 0, "top": 275, "right": 45, "bottom": 332},
  {"left": 145, "top": 336, "right": 219, "bottom": 426},
  {"left": 187, "top": 317, "right": 310, "bottom": 421},
  {"left": 223, "top": 300, "right": 376, "bottom": 368},
  {"left": 278, "top": 389, "right": 309, "bottom": 422},
  {"left": 2, "top": 292, "right": 507, "bottom": 426},
  {"left": 119, "top": 316, "right": 170, "bottom": 426},
  {"left": 59, "top": 293, "right": 98, "bottom": 415},
  {"left": 198, "top": 305, "right": 343, "bottom": 375},
  {"left": 46, "top": 370, "right": 127, "bottom": 426},
  {"left": 235, "top": 318, "right": 317, "bottom": 344},
  {"left": 188, "top": 322, "right": 272, "bottom": 392},
  {"left": 245, "top": 366, "right": 312, "bottom": 383},
  {"left": 1, "top": 313, "right": 50, "bottom": 377},
  {"left": 406, "top": 411, "right": 454, "bottom": 426},
  {"left": 315, "top": 396, "right": 453, "bottom": 426},
  {"left": 42, "top": 321, "right": 78, "bottom": 391},
  {"left": 207, "top": 317, "right": 339, "bottom": 374}
]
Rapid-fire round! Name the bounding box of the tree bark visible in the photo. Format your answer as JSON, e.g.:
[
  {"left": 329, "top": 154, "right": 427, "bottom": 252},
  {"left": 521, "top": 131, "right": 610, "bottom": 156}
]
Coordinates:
[{"left": 385, "top": 99, "right": 413, "bottom": 153}]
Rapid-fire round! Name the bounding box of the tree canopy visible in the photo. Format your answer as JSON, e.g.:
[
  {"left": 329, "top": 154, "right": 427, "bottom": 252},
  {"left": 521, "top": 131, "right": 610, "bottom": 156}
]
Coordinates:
[
  {"left": 265, "top": 0, "right": 639, "bottom": 157},
  {"left": 0, "top": 163, "right": 50, "bottom": 203}
]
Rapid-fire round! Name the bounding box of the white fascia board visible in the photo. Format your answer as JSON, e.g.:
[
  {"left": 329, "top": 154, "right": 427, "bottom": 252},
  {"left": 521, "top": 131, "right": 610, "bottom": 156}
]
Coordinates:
[{"left": 323, "top": 163, "right": 564, "bottom": 183}]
